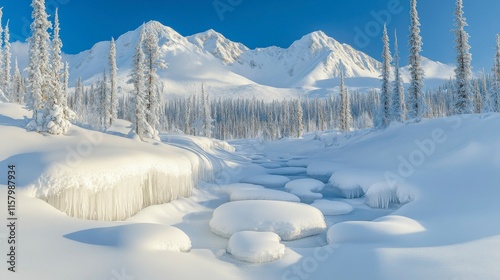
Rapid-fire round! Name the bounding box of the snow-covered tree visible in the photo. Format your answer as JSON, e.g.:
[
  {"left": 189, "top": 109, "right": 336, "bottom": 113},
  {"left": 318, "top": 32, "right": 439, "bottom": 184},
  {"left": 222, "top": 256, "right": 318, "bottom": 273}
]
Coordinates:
[
  {"left": 108, "top": 37, "right": 118, "bottom": 126},
  {"left": 202, "top": 85, "right": 213, "bottom": 138},
  {"left": 26, "top": 0, "right": 53, "bottom": 131},
  {"left": 143, "top": 24, "right": 166, "bottom": 138},
  {"left": 453, "top": 0, "right": 473, "bottom": 114},
  {"left": 339, "top": 69, "right": 351, "bottom": 132},
  {"left": 3, "top": 20, "right": 11, "bottom": 96},
  {"left": 296, "top": 97, "right": 304, "bottom": 138},
  {"left": 380, "top": 24, "right": 392, "bottom": 127},
  {"left": 408, "top": 0, "right": 425, "bottom": 120},
  {"left": 492, "top": 34, "right": 500, "bottom": 112},
  {"left": 392, "top": 30, "right": 405, "bottom": 122},
  {"left": 12, "top": 59, "right": 24, "bottom": 104},
  {"left": 130, "top": 27, "right": 149, "bottom": 139},
  {"left": 473, "top": 79, "right": 482, "bottom": 113},
  {"left": 44, "top": 7, "right": 71, "bottom": 135}
]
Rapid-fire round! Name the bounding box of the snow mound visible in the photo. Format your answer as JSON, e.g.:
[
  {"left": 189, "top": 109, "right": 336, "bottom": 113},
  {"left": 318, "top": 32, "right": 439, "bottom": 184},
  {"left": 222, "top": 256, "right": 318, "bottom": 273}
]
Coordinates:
[
  {"left": 307, "top": 161, "right": 336, "bottom": 182},
  {"left": 311, "top": 200, "right": 354, "bottom": 215},
  {"left": 230, "top": 188, "right": 300, "bottom": 202},
  {"left": 328, "top": 172, "right": 366, "bottom": 199},
  {"left": 209, "top": 200, "right": 327, "bottom": 241},
  {"left": 240, "top": 175, "right": 291, "bottom": 188},
  {"left": 285, "top": 179, "right": 325, "bottom": 202},
  {"left": 121, "top": 224, "right": 192, "bottom": 252},
  {"left": 227, "top": 231, "right": 285, "bottom": 263},
  {"left": 287, "top": 159, "right": 310, "bottom": 167},
  {"left": 327, "top": 215, "right": 426, "bottom": 244},
  {"left": 267, "top": 167, "right": 307, "bottom": 176}
]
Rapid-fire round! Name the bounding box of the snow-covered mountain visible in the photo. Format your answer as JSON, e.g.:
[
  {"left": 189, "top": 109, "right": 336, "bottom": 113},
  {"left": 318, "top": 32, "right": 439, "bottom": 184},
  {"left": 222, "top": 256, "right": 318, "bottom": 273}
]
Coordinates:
[{"left": 12, "top": 21, "right": 455, "bottom": 99}]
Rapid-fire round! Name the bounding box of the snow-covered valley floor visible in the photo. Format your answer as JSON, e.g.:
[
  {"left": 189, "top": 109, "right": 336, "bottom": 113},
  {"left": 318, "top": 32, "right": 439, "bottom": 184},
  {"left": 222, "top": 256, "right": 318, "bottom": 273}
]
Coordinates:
[{"left": 1, "top": 103, "right": 500, "bottom": 280}]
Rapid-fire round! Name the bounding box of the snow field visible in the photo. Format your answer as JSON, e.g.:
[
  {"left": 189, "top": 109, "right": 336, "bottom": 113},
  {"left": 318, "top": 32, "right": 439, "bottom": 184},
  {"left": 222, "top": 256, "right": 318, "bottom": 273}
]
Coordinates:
[
  {"left": 310, "top": 200, "right": 354, "bottom": 215},
  {"left": 227, "top": 231, "right": 285, "bottom": 263},
  {"left": 209, "top": 200, "right": 327, "bottom": 241}
]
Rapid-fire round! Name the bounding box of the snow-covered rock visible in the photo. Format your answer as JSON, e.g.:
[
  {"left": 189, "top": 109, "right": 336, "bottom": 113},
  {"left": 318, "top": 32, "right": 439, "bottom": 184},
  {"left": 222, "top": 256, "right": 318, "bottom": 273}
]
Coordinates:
[
  {"left": 285, "top": 178, "right": 325, "bottom": 202},
  {"left": 267, "top": 167, "right": 307, "bottom": 176},
  {"left": 311, "top": 200, "right": 354, "bottom": 216},
  {"left": 209, "top": 200, "right": 327, "bottom": 240},
  {"left": 229, "top": 188, "right": 300, "bottom": 202},
  {"left": 227, "top": 231, "right": 285, "bottom": 263},
  {"left": 240, "top": 175, "right": 291, "bottom": 188}
]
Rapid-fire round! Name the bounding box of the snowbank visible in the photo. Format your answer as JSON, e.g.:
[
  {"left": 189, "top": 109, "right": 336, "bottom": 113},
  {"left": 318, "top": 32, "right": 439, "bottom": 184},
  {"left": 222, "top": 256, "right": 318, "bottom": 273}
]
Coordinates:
[
  {"left": 285, "top": 178, "right": 324, "bottom": 202},
  {"left": 240, "top": 175, "right": 291, "bottom": 188},
  {"left": 327, "top": 216, "right": 426, "bottom": 244},
  {"left": 229, "top": 188, "right": 300, "bottom": 202},
  {"left": 328, "top": 172, "right": 366, "bottom": 199},
  {"left": 311, "top": 200, "right": 354, "bottom": 215},
  {"left": 209, "top": 200, "right": 327, "bottom": 240},
  {"left": 121, "top": 224, "right": 192, "bottom": 252},
  {"left": 227, "top": 231, "right": 285, "bottom": 263}
]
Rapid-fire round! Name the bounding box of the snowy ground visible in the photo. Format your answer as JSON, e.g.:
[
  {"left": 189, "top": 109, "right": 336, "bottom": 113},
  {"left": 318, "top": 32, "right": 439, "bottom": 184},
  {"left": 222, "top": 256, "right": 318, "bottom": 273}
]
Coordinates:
[{"left": 1, "top": 103, "right": 500, "bottom": 279}]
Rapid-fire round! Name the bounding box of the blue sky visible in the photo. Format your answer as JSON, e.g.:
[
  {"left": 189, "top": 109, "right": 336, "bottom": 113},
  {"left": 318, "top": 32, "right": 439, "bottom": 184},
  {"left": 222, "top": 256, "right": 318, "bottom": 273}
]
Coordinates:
[{"left": 2, "top": 0, "right": 500, "bottom": 70}]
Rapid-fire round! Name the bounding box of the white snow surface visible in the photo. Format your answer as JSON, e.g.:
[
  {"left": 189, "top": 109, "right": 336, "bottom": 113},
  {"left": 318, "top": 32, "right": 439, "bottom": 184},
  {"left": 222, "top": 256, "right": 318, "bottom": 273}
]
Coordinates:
[
  {"left": 311, "top": 200, "right": 354, "bottom": 216},
  {"left": 285, "top": 178, "right": 325, "bottom": 201},
  {"left": 209, "top": 200, "right": 327, "bottom": 240},
  {"left": 240, "top": 175, "right": 291, "bottom": 188},
  {"left": 229, "top": 188, "right": 300, "bottom": 202},
  {"left": 227, "top": 231, "right": 285, "bottom": 263},
  {"left": 3, "top": 103, "right": 500, "bottom": 280}
]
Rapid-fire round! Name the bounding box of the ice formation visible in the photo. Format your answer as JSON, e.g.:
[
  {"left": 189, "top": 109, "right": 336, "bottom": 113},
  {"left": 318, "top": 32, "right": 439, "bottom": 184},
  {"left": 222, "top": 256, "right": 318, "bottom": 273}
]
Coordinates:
[
  {"left": 227, "top": 231, "right": 285, "bottom": 263},
  {"left": 209, "top": 200, "right": 327, "bottom": 241}
]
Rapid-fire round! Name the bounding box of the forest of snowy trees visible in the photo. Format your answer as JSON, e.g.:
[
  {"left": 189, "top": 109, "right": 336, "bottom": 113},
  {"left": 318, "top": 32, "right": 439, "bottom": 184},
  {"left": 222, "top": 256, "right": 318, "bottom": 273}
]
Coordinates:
[{"left": 1, "top": 0, "right": 500, "bottom": 141}]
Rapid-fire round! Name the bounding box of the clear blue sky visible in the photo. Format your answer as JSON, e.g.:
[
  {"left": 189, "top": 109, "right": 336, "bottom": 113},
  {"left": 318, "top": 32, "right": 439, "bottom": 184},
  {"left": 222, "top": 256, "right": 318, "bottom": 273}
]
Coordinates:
[{"left": 2, "top": 0, "right": 500, "bottom": 71}]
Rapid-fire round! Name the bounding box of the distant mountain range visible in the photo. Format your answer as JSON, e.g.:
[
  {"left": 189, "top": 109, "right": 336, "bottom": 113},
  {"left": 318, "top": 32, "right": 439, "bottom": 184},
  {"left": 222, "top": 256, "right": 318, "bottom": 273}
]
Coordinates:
[{"left": 12, "top": 21, "right": 456, "bottom": 100}]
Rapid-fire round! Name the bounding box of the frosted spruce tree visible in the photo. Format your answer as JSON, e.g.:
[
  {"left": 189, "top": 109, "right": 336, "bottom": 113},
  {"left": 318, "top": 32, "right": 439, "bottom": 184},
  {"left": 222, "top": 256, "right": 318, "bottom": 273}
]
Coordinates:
[
  {"left": 296, "top": 97, "right": 304, "bottom": 138},
  {"left": 339, "top": 69, "right": 351, "bottom": 132},
  {"left": 408, "top": 0, "right": 425, "bottom": 120},
  {"left": 392, "top": 30, "right": 405, "bottom": 122},
  {"left": 26, "top": 0, "right": 53, "bottom": 131},
  {"left": 453, "top": 0, "right": 473, "bottom": 114},
  {"left": 143, "top": 24, "right": 166, "bottom": 139},
  {"left": 492, "top": 34, "right": 500, "bottom": 112},
  {"left": 3, "top": 20, "right": 11, "bottom": 96},
  {"left": 12, "top": 59, "right": 24, "bottom": 104},
  {"left": 108, "top": 37, "right": 118, "bottom": 126},
  {"left": 45, "top": 8, "right": 71, "bottom": 135},
  {"left": 130, "top": 27, "right": 149, "bottom": 139},
  {"left": 380, "top": 24, "right": 392, "bottom": 127},
  {"left": 202, "top": 87, "right": 213, "bottom": 138},
  {"left": 473, "top": 79, "right": 482, "bottom": 113}
]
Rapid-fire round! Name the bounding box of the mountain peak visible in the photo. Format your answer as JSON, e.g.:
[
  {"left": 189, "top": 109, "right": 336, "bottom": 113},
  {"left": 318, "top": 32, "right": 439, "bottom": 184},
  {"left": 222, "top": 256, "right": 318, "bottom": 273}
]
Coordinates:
[{"left": 187, "top": 29, "right": 249, "bottom": 64}]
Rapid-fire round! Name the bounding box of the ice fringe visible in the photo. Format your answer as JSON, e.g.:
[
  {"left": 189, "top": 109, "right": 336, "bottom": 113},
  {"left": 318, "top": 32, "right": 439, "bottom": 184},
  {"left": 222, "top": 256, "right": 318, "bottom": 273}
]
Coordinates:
[
  {"left": 35, "top": 137, "right": 228, "bottom": 221},
  {"left": 365, "top": 182, "right": 414, "bottom": 209}
]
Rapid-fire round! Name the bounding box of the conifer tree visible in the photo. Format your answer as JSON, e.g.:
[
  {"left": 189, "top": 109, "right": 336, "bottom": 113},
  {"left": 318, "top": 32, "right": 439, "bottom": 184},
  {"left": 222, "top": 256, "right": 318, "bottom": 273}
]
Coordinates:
[
  {"left": 453, "top": 0, "right": 473, "bottom": 114},
  {"left": 3, "top": 20, "right": 11, "bottom": 96},
  {"left": 381, "top": 24, "right": 392, "bottom": 127},
  {"left": 108, "top": 37, "right": 118, "bottom": 126},
  {"left": 408, "top": 0, "right": 425, "bottom": 120},
  {"left": 392, "top": 30, "right": 405, "bottom": 122}
]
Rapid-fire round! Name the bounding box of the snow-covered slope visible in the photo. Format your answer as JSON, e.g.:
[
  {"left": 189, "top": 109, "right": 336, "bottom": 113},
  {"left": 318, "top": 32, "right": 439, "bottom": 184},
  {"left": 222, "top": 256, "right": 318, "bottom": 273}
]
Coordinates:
[{"left": 10, "top": 21, "right": 455, "bottom": 99}]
